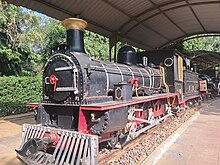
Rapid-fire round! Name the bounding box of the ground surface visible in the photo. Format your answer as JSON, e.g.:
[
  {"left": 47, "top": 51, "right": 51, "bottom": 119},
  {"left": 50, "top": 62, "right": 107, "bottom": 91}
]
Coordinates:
[
  {"left": 0, "top": 113, "right": 35, "bottom": 165},
  {"left": 156, "top": 99, "right": 220, "bottom": 165}
]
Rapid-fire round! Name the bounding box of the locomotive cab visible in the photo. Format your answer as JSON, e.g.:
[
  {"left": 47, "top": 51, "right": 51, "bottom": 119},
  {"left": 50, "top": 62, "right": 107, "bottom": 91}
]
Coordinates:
[{"left": 137, "top": 50, "right": 199, "bottom": 100}]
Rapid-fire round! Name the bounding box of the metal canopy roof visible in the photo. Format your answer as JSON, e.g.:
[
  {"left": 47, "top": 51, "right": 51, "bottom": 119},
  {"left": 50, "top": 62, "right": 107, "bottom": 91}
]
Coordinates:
[
  {"left": 187, "top": 50, "right": 220, "bottom": 70},
  {"left": 4, "top": 0, "right": 220, "bottom": 50}
]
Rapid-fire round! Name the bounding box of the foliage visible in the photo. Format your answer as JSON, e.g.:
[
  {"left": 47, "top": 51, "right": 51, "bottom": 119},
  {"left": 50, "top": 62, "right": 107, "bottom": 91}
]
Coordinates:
[
  {"left": 165, "top": 35, "right": 220, "bottom": 53},
  {"left": 85, "top": 31, "right": 109, "bottom": 60},
  {"left": 0, "top": 75, "right": 42, "bottom": 116},
  {"left": 182, "top": 36, "right": 220, "bottom": 52},
  {"left": 42, "top": 21, "right": 110, "bottom": 62},
  {"left": 41, "top": 19, "right": 66, "bottom": 63},
  {"left": 0, "top": 2, "right": 41, "bottom": 76}
]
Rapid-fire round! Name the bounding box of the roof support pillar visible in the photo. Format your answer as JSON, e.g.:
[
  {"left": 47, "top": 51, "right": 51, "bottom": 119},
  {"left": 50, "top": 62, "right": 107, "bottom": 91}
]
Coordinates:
[{"left": 109, "top": 34, "right": 118, "bottom": 62}]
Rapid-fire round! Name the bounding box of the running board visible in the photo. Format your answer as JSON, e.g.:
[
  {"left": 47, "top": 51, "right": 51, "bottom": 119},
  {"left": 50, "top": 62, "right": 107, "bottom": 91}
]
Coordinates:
[{"left": 16, "top": 124, "right": 98, "bottom": 165}]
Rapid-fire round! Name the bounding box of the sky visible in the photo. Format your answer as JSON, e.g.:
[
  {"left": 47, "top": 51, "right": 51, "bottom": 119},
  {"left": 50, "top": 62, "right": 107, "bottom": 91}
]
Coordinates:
[{"left": 21, "top": 6, "right": 49, "bottom": 19}]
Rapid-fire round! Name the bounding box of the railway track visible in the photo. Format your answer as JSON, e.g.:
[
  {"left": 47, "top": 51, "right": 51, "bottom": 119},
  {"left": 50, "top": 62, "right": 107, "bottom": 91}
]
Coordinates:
[{"left": 98, "top": 105, "right": 201, "bottom": 165}]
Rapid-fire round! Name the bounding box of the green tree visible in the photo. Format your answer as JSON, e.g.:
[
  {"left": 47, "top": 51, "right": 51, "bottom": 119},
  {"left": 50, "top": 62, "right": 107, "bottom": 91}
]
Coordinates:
[
  {"left": 166, "top": 35, "right": 220, "bottom": 53},
  {"left": 85, "top": 31, "right": 109, "bottom": 60},
  {"left": 183, "top": 36, "right": 220, "bottom": 52},
  {"left": 41, "top": 19, "right": 66, "bottom": 63},
  {"left": 0, "top": 2, "right": 41, "bottom": 76},
  {"left": 42, "top": 20, "right": 110, "bottom": 62}
]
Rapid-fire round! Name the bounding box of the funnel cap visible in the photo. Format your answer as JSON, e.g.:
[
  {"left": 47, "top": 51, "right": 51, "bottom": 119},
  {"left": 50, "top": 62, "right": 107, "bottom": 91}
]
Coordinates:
[{"left": 62, "top": 18, "right": 87, "bottom": 30}]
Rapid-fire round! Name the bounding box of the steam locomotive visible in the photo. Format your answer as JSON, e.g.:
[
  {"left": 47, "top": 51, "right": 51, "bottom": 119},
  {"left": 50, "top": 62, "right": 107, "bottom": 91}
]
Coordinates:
[{"left": 16, "top": 18, "right": 201, "bottom": 165}]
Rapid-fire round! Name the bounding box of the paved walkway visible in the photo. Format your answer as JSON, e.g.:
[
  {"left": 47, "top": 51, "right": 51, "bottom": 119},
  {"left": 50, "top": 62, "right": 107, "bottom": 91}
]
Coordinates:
[
  {"left": 0, "top": 113, "right": 35, "bottom": 165},
  {"left": 156, "top": 99, "right": 220, "bottom": 165}
]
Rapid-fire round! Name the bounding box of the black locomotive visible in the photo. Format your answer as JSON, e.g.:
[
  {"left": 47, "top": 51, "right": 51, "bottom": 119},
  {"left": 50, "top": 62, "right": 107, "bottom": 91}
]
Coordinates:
[
  {"left": 16, "top": 18, "right": 202, "bottom": 165},
  {"left": 39, "top": 18, "right": 163, "bottom": 133}
]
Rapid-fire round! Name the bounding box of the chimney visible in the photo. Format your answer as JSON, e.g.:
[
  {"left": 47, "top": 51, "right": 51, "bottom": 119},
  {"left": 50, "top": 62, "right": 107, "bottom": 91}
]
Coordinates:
[{"left": 62, "top": 18, "right": 87, "bottom": 53}]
